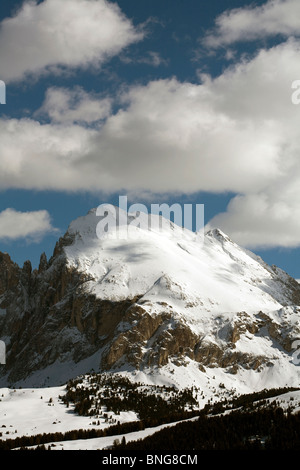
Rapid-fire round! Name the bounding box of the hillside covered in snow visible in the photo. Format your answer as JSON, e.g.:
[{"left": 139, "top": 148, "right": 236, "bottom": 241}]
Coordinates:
[{"left": 0, "top": 205, "right": 300, "bottom": 394}]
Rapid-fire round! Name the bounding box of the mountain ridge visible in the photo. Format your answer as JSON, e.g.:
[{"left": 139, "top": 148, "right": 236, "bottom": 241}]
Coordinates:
[{"left": 0, "top": 207, "right": 300, "bottom": 392}]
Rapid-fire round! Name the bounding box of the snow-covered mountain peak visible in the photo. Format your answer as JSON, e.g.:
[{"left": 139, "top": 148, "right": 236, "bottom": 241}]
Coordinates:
[
  {"left": 62, "top": 208, "right": 298, "bottom": 314},
  {"left": 64, "top": 206, "right": 203, "bottom": 269},
  {"left": 206, "top": 227, "right": 230, "bottom": 240},
  {"left": 1, "top": 206, "right": 300, "bottom": 389},
  {"left": 205, "top": 228, "right": 241, "bottom": 250},
  {"left": 66, "top": 207, "right": 245, "bottom": 260},
  {"left": 67, "top": 205, "right": 113, "bottom": 238}
]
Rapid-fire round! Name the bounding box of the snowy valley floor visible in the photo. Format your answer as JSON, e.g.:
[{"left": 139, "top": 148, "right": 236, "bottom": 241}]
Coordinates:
[
  {"left": 2, "top": 380, "right": 300, "bottom": 450},
  {"left": 0, "top": 384, "right": 198, "bottom": 450}
]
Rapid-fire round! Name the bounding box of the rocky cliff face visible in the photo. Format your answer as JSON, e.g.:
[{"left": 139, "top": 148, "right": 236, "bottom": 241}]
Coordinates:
[
  {"left": 0, "top": 235, "right": 141, "bottom": 384},
  {"left": 1, "top": 207, "right": 300, "bottom": 389}
]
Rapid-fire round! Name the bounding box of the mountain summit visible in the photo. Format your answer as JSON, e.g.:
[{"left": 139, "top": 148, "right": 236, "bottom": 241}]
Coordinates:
[{"left": 0, "top": 207, "right": 300, "bottom": 391}]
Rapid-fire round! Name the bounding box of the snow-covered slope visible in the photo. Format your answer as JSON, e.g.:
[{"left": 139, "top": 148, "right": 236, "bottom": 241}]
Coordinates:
[
  {"left": 65, "top": 205, "right": 294, "bottom": 313},
  {"left": 64, "top": 205, "right": 300, "bottom": 341},
  {"left": 0, "top": 205, "right": 300, "bottom": 389}
]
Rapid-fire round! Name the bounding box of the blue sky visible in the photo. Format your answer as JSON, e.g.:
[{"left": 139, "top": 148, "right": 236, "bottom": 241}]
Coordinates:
[{"left": 1, "top": 0, "right": 300, "bottom": 279}]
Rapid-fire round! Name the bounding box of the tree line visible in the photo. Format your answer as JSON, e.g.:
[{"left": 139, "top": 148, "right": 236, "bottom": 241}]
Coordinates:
[
  {"left": 62, "top": 373, "right": 198, "bottom": 421},
  {"left": 113, "top": 404, "right": 300, "bottom": 450}
]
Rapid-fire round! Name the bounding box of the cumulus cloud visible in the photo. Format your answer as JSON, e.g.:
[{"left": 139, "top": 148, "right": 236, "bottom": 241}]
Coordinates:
[
  {"left": 204, "top": 0, "right": 300, "bottom": 48},
  {"left": 0, "top": 208, "right": 58, "bottom": 241},
  {"left": 1, "top": 39, "right": 300, "bottom": 247},
  {"left": 0, "top": 0, "right": 144, "bottom": 83},
  {"left": 206, "top": 190, "right": 300, "bottom": 249},
  {"left": 0, "top": 118, "right": 97, "bottom": 191},
  {"left": 37, "top": 87, "right": 112, "bottom": 125},
  {"left": 0, "top": 77, "right": 283, "bottom": 193},
  {"left": 0, "top": 40, "right": 297, "bottom": 188}
]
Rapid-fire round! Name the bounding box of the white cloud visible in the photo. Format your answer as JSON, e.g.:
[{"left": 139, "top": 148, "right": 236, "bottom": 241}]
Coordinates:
[
  {"left": 0, "top": 0, "right": 144, "bottom": 83},
  {"left": 37, "top": 87, "right": 112, "bottom": 124},
  {"left": 0, "top": 208, "right": 58, "bottom": 241},
  {"left": 0, "top": 118, "right": 97, "bottom": 191},
  {"left": 0, "top": 75, "right": 284, "bottom": 194},
  {"left": 1, "top": 40, "right": 300, "bottom": 247},
  {"left": 206, "top": 190, "right": 300, "bottom": 249},
  {"left": 204, "top": 0, "right": 300, "bottom": 48}
]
